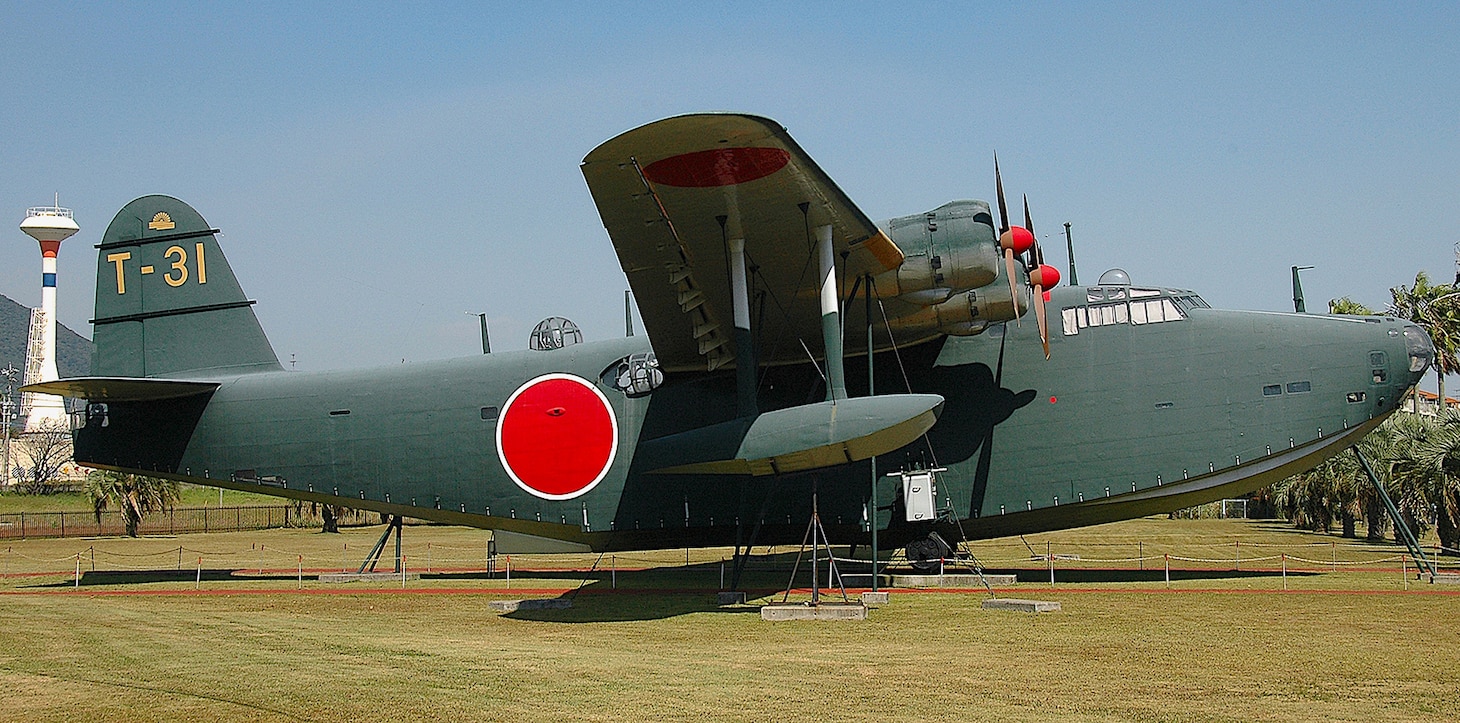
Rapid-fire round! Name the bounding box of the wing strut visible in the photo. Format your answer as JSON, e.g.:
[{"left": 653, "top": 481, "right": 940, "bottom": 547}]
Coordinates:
[
  {"left": 815, "top": 221, "right": 847, "bottom": 401},
  {"left": 722, "top": 216, "right": 757, "bottom": 417}
]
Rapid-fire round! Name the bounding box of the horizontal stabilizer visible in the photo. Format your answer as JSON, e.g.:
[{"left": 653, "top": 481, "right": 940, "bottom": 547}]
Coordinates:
[
  {"left": 644, "top": 393, "right": 944, "bottom": 476},
  {"left": 22, "top": 377, "right": 220, "bottom": 402}
]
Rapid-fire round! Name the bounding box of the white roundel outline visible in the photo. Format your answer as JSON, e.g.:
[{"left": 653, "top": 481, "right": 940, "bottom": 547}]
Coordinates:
[{"left": 495, "top": 372, "right": 619, "bottom": 501}]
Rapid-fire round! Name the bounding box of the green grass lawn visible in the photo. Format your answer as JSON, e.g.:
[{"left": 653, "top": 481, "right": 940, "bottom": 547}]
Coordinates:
[{"left": 0, "top": 517, "right": 1455, "bottom": 722}]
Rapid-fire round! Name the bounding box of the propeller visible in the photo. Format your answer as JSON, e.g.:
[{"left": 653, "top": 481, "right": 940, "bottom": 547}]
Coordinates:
[
  {"left": 994, "top": 155, "right": 1033, "bottom": 327},
  {"left": 1022, "top": 196, "right": 1061, "bottom": 359}
]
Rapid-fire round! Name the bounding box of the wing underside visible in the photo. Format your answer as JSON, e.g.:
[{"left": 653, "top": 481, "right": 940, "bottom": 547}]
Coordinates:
[{"left": 581, "top": 113, "right": 903, "bottom": 373}]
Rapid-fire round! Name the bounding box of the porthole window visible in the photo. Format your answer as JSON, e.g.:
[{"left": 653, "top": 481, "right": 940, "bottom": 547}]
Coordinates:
[
  {"left": 1286, "top": 381, "right": 1312, "bottom": 394},
  {"left": 1263, "top": 385, "right": 1282, "bottom": 397}
]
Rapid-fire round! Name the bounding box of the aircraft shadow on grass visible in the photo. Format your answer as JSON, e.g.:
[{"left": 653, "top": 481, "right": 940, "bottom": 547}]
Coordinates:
[{"left": 27, "top": 569, "right": 270, "bottom": 587}]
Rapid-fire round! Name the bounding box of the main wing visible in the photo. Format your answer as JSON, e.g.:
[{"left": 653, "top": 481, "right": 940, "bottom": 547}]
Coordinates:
[{"left": 581, "top": 113, "right": 903, "bottom": 373}]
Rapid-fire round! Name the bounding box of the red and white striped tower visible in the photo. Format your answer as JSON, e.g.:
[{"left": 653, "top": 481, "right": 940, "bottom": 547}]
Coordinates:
[{"left": 19, "top": 204, "right": 78, "bottom": 431}]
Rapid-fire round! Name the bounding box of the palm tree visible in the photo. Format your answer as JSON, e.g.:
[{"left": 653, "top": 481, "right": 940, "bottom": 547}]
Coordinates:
[
  {"left": 1389, "top": 272, "right": 1460, "bottom": 411},
  {"left": 1328, "top": 297, "right": 1374, "bottom": 316},
  {"left": 1390, "top": 408, "right": 1460, "bottom": 554},
  {"left": 85, "top": 470, "right": 181, "bottom": 537}
]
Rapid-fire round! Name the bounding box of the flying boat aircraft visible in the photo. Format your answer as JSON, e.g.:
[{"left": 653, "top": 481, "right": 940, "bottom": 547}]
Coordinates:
[{"left": 27, "top": 113, "right": 1433, "bottom": 570}]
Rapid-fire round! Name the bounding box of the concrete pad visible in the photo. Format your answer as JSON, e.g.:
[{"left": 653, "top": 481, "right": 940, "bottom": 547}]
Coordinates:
[
  {"left": 892, "top": 573, "right": 1017, "bottom": 588},
  {"left": 1432, "top": 573, "right": 1460, "bottom": 584},
  {"left": 982, "top": 598, "right": 1061, "bottom": 613},
  {"left": 860, "top": 591, "right": 889, "bottom": 606},
  {"left": 488, "top": 598, "right": 572, "bottom": 613},
  {"left": 318, "top": 572, "right": 421, "bottom": 583},
  {"left": 717, "top": 591, "right": 748, "bottom": 605},
  {"left": 760, "top": 602, "right": 867, "bottom": 621}
]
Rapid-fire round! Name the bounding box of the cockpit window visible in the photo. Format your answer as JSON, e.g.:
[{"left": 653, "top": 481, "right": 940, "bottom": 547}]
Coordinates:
[{"left": 1062, "top": 294, "right": 1188, "bottom": 335}]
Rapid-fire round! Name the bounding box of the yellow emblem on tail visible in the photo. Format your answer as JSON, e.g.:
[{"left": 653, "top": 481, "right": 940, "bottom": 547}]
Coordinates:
[{"left": 148, "top": 212, "right": 175, "bottom": 231}]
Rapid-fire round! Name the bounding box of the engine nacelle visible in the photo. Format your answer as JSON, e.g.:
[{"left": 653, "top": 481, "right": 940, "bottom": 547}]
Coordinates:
[
  {"left": 883, "top": 272, "right": 1029, "bottom": 337},
  {"left": 874, "top": 200, "right": 999, "bottom": 304}
]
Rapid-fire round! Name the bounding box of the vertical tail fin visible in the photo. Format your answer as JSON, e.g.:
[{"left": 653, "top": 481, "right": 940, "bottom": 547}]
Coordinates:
[{"left": 92, "top": 195, "right": 281, "bottom": 378}]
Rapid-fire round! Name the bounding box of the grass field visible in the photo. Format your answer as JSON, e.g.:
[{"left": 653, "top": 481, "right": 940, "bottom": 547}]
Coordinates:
[{"left": 0, "top": 517, "right": 1455, "bottom": 722}]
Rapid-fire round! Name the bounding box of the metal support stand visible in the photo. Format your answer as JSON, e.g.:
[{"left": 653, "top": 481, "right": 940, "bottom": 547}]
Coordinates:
[
  {"left": 357, "top": 514, "right": 404, "bottom": 574},
  {"left": 1353, "top": 446, "right": 1436, "bottom": 581},
  {"left": 865, "top": 274, "right": 879, "bottom": 592},
  {"left": 780, "top": 482, "right": 849, "bottom": 605}
]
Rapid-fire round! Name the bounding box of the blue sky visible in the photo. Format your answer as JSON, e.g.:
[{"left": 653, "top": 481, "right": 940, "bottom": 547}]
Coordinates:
[{"left": 2, "top": 2, "right": 1457, "bottom": 376}]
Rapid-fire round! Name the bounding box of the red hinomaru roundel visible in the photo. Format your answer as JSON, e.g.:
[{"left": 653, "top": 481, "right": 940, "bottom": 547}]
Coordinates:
[{"left": 496, "top": 373, "right": 619, "bottom": 501}]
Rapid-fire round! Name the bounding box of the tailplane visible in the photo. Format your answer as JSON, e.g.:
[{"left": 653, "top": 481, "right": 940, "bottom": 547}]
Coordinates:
[{"left": 92, "top": 195, "right": 280, "bottom": 378}]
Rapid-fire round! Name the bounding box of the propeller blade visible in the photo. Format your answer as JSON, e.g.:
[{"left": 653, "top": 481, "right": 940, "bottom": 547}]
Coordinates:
[
  {"left": 1033, "top": 283, "right": 1049, "bottom": 359},
  {"left": 1004, "top": 247, "right": 1021, "bottom": 327},
  {"left": 1022, "top": 194, "right": 1034, "bottom": 237},
  {"left": 994, "top": 154, "right": 1010, "bottom": 234}
]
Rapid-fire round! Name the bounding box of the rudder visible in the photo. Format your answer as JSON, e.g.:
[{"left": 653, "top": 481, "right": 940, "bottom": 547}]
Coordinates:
[{"left": 92, "top": 195, "right": 281, "bottom": 378}]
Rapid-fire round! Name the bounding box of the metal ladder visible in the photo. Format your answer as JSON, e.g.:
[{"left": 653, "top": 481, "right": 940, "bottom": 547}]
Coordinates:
[{"left": 17, "top": 308, "right": 45, "bottom": 421}]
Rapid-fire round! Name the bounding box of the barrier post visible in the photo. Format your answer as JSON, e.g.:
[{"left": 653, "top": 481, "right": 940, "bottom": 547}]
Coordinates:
[
  {"left": 401, "top": 555, "right": 407, "bottom": 589},
  {"left": 720, "top": 561, "right": 725, "bottom": 590},
  {"left": 1139, "top": 541, "right": 1144, "bottom": 571},
  {"left": 1331, "top": 541, "right": 1337, "bottom": 572},
  {"left": 611, "top": 555, "right": 616, "bottom": 589},
  {"left": 196, "top": 557, "right": 202, "bottom": 590},
  {"left": 1235, "top": 540, "right": 1240, "bottom": 571},
  {"left": 1402, "top": 554, "right": 1408, "bottom": 591},
  {"left": 342, "top": 543, "right": 347, "bottom": 574},
  {"left": 297, "top": 555, "right": 303, "bottom": 589},
  {"left": 427, "top": 543, "right": 432, "bottom": 573},
  {"left": 1164, "top": 554, "right": 1170, "bottom": 588},
  {"left": 1282, "top": 553, "right": 1287, "bottom": 591},
  {"left": 506, "top": 555, "right": 511, "bottom": 589},
  {"left": 74, "top": 554, "right": 80, "bottom": 588}
]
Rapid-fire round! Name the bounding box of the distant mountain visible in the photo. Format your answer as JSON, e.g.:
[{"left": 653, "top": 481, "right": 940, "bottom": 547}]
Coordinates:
[{"left": 0, "top": 293, "right": 92, "bottom": 378}]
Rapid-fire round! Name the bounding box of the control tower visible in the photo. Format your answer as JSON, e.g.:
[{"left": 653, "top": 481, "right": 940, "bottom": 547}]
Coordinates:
[{"left": 18, "top": 204, "right": 79, "bottom": 431}]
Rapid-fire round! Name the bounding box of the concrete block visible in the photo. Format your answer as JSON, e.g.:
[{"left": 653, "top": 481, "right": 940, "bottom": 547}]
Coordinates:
[
  {"left": 717, "top": 591, "right": 748, "bottom": 605},
  {"left": 489, "top": 598, "right": 573, "bottom": 613},
  {"left": 892, "top": 573, "right": 1017, "bottom": 588},
  {"left": 860, "top": 591, "right": 889, "bottom": 606},
  {"left": 1432, "top": 573, "right": 1460, "bottom": 584},
  {"left": 318, "top": 572, "right": 421, "bottom": 583},
  {"left": 760, "top": 602, "right": 867, "bottom": 621},
  {"left": 982, "top": 598, "right": 1060, "bottom": 613}
]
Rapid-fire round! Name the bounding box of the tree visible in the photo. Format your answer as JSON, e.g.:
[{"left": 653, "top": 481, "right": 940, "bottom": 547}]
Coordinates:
[
  {"left": 85, "top": 470, "right": 181, "bottom": 537},
  {"left": 1388, "top": 272, "right": 1460, "bottom": 411},
  {"left": 16, "top": 419, "right": 72, "bottom": 495},
  {"left": 1328, "top": 297, "right": 1374, "bottom": 316},
  {"left": 1389, "top": 409, "right": 1460, "bottom": 554}
]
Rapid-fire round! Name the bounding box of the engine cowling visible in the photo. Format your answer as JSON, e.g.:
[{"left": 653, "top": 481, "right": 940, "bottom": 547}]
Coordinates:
[
  {"left": 874, "top": 200, "right": 1000, "bottom": 304},
  {"left": 884, "top": 269, "right": 1028, "bottom": 337}
]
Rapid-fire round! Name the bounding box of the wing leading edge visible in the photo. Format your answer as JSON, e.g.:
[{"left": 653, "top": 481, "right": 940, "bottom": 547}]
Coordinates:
[{"left": 581, "top": 113, "right": 903, "bottom": 373}]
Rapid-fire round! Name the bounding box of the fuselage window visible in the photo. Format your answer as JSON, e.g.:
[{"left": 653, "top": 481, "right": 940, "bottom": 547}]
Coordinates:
[
  {"left": 1347, "top": 391, "right": 1367, "bottom": 403},
  {"left": 1133, "top": 299, "right": 1185, "bottom": 324},
  {"left": 1065, "top": 296, "right": 1185, "bottom": 331},
  {"left": 1263, "top": 384, "right": 1282, "bottom": 396},
  {"left": 1286, "top": 381, "right": 1312, "bottom": 394}
]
